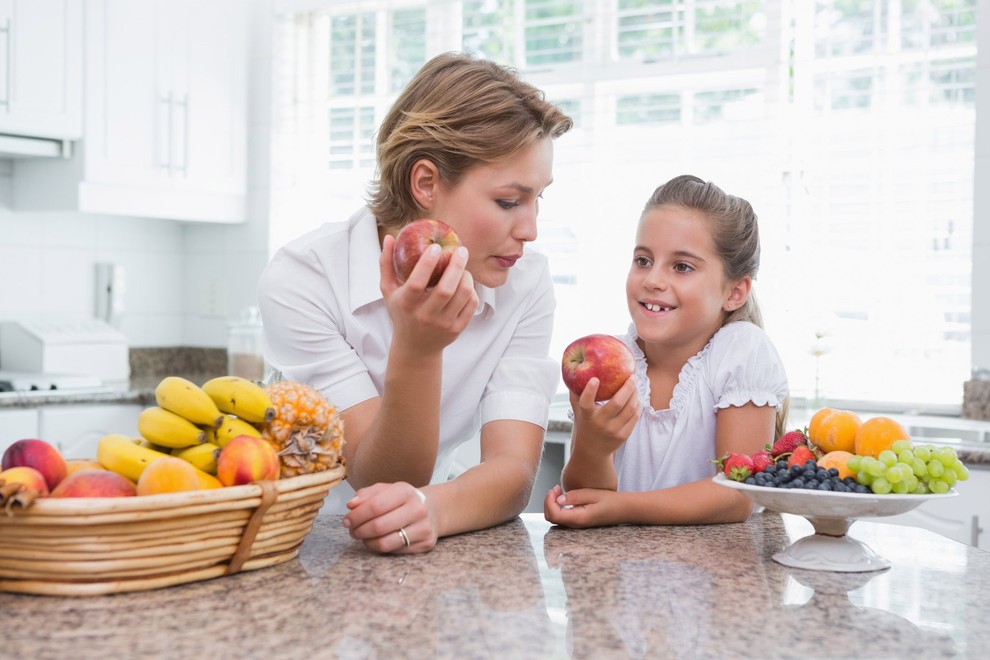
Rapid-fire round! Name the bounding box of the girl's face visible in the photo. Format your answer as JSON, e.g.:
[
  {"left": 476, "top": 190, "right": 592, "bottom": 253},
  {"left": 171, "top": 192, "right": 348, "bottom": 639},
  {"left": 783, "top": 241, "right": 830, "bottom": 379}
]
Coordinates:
[
  {"left": 428, "top": 138, "right": 554, "bottom": 288},
  {"left": 626, "top": 204, "right": 746, "bottom": 357}
]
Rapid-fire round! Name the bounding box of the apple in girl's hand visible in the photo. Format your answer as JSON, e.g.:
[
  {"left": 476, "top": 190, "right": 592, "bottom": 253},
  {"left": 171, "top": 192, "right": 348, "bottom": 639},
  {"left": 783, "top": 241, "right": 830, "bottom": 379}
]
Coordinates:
[
  {"left": 392, "top": 219, "right": 462, "bottom": 287},
  {"left": 561, "top": 334, "right": 636, "bottom": 401}
]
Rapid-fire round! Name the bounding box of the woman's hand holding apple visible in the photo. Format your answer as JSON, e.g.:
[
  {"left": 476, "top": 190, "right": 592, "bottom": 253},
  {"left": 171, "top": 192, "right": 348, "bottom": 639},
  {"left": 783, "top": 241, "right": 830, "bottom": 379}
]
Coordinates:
[{"left": 379, "top": 233, "right": 479, "bottom": 355}]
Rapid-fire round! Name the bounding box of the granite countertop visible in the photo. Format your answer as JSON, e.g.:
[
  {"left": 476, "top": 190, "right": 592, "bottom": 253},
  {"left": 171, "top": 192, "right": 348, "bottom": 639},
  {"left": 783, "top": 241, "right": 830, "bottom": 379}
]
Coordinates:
[
  {"left": 0, "top": 374, "right": 219, "bottom": 409},
  {"left": 1, "top": 512, "right": 987, "bottom": 658}
]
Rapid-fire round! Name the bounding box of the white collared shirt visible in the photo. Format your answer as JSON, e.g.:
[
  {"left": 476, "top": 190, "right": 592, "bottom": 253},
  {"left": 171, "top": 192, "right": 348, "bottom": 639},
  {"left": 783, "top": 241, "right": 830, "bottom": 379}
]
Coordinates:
[{"left": 258, "top": 207, "right": 559, "bottom": 510}]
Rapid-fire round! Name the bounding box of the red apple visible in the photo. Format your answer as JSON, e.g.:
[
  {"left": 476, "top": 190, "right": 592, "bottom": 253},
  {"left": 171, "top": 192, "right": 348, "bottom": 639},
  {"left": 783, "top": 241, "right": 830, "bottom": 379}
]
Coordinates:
[
  {"left": 2, "top": 438, "right": 67, "bottom": 491},
  {"left": 561, "top": 334, "right": 636, "bottom": 401},
  {"left": 392, "top": 218, "right": 462, "bottom": 287}
]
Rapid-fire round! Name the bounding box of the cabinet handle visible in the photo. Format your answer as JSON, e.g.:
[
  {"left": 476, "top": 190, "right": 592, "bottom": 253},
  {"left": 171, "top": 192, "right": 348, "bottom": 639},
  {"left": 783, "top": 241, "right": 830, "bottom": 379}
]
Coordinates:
[
  {"left": 174, "top": 93, "right": 189, "bottom": 175},
  {"left": 160, "top": 92, "right": 173, "bottom": 172},
  {"left": 1, "top": 18, "right": 11, "bottom": 109},
  {"left": 974, "top": 515, "right": 983, "bottom": 548}
]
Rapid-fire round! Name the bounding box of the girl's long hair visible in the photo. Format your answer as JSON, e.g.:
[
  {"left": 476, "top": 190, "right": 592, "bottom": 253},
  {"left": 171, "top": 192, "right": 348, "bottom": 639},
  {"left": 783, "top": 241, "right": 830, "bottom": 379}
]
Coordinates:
[{"left": 644, "top": 175, "right": 789, "bottom": 439}]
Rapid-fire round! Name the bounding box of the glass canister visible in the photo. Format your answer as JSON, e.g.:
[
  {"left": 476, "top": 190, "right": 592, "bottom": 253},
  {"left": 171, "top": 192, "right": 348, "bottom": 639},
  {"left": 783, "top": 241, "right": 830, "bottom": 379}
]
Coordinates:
[{"left": 227, "top": 307, "right": 265, "bottom": 382}]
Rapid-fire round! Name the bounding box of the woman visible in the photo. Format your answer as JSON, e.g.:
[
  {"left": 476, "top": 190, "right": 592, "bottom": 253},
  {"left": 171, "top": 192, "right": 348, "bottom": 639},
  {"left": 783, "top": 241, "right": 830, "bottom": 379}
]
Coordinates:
[{"left": 258, "top": 52, "right": 573, "bottom": 553}]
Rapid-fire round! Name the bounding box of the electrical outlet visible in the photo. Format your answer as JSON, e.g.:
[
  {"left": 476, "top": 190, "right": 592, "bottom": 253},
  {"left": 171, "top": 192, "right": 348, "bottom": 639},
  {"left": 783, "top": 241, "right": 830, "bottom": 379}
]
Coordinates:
[{"left": 202, "top": 279, "right": 229, "bottom": 317}]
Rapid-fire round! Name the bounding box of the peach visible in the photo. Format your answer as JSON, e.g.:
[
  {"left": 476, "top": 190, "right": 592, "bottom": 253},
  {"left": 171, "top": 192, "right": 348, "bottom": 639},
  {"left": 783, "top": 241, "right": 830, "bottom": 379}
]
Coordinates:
[
  {"left": 65, "top": 459, "right": 107, "bottom": 476},
  {"left": 0, "top": 466, "right": 50, "bottom": 496},
  {"left": 216, "top": 435, "right": 279, "bottom": 486},
  {"left": 137, "top": 457, "right": 200, "bottom": 496},
  {"left": 2, "top": 438, "right": 68, "bottom": 491},
  {"left": 50, "top": 470, "right": 137, "bottom": 498}
]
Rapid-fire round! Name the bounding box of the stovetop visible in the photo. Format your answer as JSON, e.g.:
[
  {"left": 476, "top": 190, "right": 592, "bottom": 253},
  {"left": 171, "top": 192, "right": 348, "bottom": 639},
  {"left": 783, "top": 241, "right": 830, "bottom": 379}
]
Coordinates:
[{"left": 0, "top": 370, "right": 103, "bottom": 393}]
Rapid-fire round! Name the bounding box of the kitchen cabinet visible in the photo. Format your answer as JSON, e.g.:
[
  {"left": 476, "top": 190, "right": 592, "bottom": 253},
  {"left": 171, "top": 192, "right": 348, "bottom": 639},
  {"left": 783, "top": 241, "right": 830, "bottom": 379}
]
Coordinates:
[
  {"left": 14, "top": 0, "right": 248, "bottom": 223},
  {"left": 0, "top": 0, "right": 82, "bottom": 140},
  {"left": 0, "top": 408, "right": 39, "bottom": 454},
  {"left": 38, "top": 404, "right": 141, "bottom": 460},
  {"left": 862, "top": 466, "right": 990, "bottom": 551}
]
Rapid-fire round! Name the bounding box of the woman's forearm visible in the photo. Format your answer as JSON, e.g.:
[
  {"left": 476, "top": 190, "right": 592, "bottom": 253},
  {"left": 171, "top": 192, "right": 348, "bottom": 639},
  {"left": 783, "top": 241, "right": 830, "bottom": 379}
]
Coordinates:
[{"left": 346, "top": 344, "right": 444, "bottom": 488}]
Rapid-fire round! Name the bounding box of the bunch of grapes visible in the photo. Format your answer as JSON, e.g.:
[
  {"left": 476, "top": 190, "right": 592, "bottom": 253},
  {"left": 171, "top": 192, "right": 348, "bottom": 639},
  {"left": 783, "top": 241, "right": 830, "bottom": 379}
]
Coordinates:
[{"left": 847, "top": 441, "right": 969, "bottom": 495}]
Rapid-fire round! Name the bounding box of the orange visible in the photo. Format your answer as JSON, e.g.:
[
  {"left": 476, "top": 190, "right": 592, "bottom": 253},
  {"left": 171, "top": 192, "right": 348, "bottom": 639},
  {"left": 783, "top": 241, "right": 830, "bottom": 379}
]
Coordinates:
[
  {"left": 808, "top": 408, "right": 861, "bottom": 453},
  {"left": 854, "top": 416, "right": 911, "bottom": 458},
  {"left": 818, "top": 450, "right": 855, "bottom": 480}
]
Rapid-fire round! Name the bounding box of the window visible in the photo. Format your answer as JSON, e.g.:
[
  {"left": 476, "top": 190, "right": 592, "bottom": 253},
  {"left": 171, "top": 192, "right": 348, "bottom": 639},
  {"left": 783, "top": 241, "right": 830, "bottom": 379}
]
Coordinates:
[{"left": 273, "top": 0, "right": 975, "bottom": 411}]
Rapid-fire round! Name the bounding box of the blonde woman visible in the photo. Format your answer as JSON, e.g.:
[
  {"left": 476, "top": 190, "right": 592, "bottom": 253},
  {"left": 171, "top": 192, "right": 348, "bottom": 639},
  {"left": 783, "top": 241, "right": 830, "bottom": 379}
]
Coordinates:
[{"left": 259, "top": 53, "right": 573, "bottom": 553}]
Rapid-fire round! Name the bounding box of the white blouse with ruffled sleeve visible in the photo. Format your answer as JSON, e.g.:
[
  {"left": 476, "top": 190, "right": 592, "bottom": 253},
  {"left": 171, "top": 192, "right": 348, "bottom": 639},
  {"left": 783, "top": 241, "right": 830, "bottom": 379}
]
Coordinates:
[{"left": 612, "top": 321, "right": 789, "bottom": 493}]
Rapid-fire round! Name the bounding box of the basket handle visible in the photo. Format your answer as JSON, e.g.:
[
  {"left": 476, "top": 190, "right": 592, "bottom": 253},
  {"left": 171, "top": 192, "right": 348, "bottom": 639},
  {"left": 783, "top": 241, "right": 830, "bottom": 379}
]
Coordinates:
[{"left": 226, "top": 481, "right": 279, "bottom": 575}]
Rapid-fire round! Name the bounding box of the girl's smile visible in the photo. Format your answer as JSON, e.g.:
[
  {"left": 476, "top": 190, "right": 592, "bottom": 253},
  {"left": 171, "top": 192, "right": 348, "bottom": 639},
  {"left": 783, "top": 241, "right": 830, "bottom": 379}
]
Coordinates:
[{"left": 627, "top": 205, "right": 743, "bottom": 365}]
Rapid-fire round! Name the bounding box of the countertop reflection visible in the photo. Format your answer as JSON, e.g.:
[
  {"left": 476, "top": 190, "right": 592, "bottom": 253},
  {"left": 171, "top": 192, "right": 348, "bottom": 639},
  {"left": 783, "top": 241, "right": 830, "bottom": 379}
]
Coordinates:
[{"left": 1, "top": 512, "right": 988, "bottom": 658}]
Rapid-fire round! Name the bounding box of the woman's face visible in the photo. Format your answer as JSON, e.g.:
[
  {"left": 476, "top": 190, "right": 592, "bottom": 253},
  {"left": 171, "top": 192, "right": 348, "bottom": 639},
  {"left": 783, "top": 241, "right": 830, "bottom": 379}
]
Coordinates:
[{"left": 429, "top": 138, "right": 554, "bottom": 288}]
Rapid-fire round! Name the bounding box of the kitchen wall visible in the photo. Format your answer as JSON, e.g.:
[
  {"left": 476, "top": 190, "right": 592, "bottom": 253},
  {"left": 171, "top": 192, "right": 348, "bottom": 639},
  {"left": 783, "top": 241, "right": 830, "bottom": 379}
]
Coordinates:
[{"left": 0, "top": 0, "right": 273, "bottom": 352}]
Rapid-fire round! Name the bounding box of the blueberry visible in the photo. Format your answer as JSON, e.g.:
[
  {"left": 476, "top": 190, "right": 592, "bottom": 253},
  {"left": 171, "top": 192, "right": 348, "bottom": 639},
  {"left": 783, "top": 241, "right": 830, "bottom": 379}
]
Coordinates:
[
  {"left": 818, "top": 482, "right": 832, "bottom": 491},
  {"left": 745, "top": 477, "right": 756, "bottom": 485},
  {"left": 791, "top": 478, "right": 805, "bottom": 489}
]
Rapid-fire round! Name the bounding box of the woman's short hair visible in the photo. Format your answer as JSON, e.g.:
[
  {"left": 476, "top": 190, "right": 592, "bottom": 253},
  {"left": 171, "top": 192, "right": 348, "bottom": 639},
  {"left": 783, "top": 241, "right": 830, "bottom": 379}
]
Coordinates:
[{"left": 369, "top": 52, "right": 573, "bottom": 229}]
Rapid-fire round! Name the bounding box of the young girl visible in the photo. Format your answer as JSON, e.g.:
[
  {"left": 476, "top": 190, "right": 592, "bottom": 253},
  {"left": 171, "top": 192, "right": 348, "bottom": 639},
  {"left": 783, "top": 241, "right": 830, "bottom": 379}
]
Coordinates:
[{"left": 544, "top": 174, "right": 788, "bottom": 528}]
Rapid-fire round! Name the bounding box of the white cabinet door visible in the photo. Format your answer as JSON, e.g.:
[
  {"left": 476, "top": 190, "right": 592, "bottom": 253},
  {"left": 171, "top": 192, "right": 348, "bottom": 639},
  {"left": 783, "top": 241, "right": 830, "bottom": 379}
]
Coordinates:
[
  {"left": 0, "top": 408, "right": 39, "bottom": 455},
  {"left": 39, "top": 404, "right": 142, "bottom": 460},
  {"left": 862, "top": 467, "right": 990, "bottom": 550},
  {"left": 0, "top": 0, "right": 82, "bottom": 139},
  {"left": 14, "top": 0, "right": 248, "bottom": 223}
]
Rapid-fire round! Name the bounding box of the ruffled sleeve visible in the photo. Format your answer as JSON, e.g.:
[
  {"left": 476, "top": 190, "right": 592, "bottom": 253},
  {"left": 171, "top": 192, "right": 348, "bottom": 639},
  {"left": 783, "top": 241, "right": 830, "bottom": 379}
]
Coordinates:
[{"left": 705, "top": 322, "right": 788, "bottom": 411}]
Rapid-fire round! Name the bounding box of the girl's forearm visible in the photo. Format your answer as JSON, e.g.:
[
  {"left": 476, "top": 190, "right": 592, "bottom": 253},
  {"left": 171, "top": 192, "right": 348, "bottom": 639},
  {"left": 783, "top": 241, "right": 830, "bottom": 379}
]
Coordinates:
[
  {"left": 617, "top": 479, "right": 754, "bottom": 525},
  {"left": 561, "top": 431, "right": 618, "bottom": 491}
]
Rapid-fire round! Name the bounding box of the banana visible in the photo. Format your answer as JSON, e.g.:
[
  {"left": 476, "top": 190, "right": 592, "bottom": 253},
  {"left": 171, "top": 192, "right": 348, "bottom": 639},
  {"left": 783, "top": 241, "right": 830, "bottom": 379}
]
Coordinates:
[
  {"left": 98, "top": 434, "right": 221, "bottom": 487},
  {"left": 212, "top": 414, "right": 263, "bottom": 448},
  {"left": 171, "top": 442, "right": 220, "bottom": 475},
  {"left": 137, "top": 407, "right": 207, "bottom": 449},
  {"left": 155, "top": 376, "right": 224, "bottom": 429},
  {"left": 134, "top": 437, "right": 172, "bottom": 453},
  {"left": 97, "top": 434, "right": 172, "bottom": 482},
  {"left": 201, "top": 376, "right": 276, "bottom": 424}
]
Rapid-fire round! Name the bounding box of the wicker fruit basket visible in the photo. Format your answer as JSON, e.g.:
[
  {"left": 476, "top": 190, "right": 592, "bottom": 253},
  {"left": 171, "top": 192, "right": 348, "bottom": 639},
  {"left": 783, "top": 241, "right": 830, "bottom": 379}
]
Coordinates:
[{"left": 0, "top": 465, "right": 344, "bottom": 597}]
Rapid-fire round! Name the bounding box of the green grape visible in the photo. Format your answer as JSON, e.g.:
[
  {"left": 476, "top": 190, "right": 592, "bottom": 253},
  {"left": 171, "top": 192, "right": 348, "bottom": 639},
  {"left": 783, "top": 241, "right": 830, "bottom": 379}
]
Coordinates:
[
  {"left": 857, "top": 470, "right": 874, "bottom": 486},
  {"left": 930, "top": 479, "right": 950, "bottom": 494},
  {"left": 885, "top": 466, "right": 903, "bottom": 483},
  {"left": 871, "top": 477, "right": 892, "bottom": 495},
  {"left": 892, "top": 480, "right": 910, "bottom": 494},
  {"left": 867, "top": 460, "right": 885, "bottom": 477},
  {"left": 911, "top": 458, "right": 928, "bottom": 478},
  {"left": 953, "top": 463, "right": 969, "bottom": 481},
  {"left": 914, "top": 446, "right": 932, "bottom": 461},
  {"left": 927, "top": 460, "right": 945, "bottom": 478},
  {"left": 913, "top": 482, "right": 929, "bottom": 494},
  {"left": 878, "top": 450, "right": 897, "bottom": 467},
  {"left": 905, "top": 474, "right": 919, "bottom": 492},
  {"left": 935, "top": 447, "right": 957, "bottom": 467},
  {"left": 942, "top": 470, "right": 957, "bottom": 487},
  {"left": 847, "top": 455, "right": 863, "bottom": 472},
  {"left": 891, "top": 439, "right": 912, "bottom": 454},
  {"left": 897, "top": 449, "right": 915, "bottom": 464}
]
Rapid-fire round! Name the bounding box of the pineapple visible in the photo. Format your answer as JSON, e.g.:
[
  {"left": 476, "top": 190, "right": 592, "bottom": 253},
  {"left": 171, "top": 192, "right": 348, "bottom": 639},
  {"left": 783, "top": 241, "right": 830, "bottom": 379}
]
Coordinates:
[{"left": 261, "top": 381, "right": 345, "bottom": 477}]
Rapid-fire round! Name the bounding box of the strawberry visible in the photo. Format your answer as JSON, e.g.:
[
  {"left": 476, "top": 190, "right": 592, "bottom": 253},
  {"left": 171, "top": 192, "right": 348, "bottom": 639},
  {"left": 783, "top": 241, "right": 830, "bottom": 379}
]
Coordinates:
[
  {"left": 768, "top": 429, "right": 809, "bottom": 459},
  {"left": 750, "top": 450, "right": 774, "bottom": 474},
  {"left": 715, "top": 452, "right": 755, "bottom": 482},
  {"left": 787, "top": 444, "right": 816, "bottom": 468}
]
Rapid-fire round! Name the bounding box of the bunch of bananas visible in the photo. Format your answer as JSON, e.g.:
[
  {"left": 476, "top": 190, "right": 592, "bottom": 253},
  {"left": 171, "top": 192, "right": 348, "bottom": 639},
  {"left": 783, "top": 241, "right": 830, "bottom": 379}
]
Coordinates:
[{"left": 100, "top": 376, "right": 275, "bottom": 482}]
